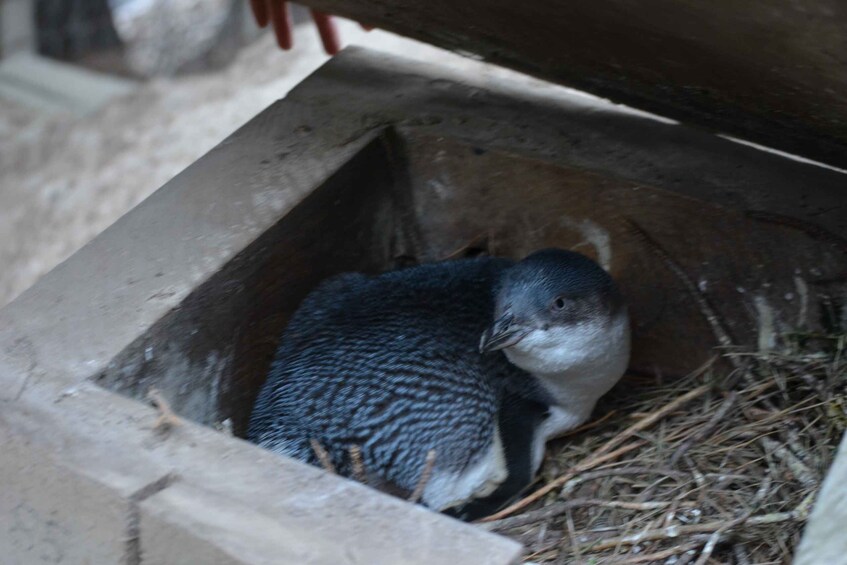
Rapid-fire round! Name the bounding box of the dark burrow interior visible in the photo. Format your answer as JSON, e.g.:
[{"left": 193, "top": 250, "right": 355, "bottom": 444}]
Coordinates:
[{"left": 94, "top": 126, "right": 846, "bottom": 437}]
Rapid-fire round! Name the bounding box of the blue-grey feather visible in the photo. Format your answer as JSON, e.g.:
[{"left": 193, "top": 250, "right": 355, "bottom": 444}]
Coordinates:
[{"left": 248, "top": 257, "right": 545, "bottom": 496}]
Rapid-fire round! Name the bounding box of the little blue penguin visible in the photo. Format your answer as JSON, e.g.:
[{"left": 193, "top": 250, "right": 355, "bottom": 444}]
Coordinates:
[{"left": 248, "top": 248, "right": 630, "bottom": 518}]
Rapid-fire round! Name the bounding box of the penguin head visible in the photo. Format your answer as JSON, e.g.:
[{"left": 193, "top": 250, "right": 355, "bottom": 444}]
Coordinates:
[{"left": 479, "top": 249, "right": 625, "bottom": 373}]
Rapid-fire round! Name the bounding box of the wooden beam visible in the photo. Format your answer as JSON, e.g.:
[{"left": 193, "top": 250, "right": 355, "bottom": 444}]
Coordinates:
[{"left": 303, "top": 0, "right": 847, "bottom": 169}]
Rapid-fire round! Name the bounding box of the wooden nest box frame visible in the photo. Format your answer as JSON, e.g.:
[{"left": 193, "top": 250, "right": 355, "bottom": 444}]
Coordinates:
[{"left": 1, "top": 1, "right": 845, "bottom": 563}]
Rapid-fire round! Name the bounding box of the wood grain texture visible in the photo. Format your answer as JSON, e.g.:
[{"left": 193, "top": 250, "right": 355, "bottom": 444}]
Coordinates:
[
  {"left": 303, "top": 0, "right": 847, "bottom": 168},
  {"left": 88, "top": 48, "right": 847, "bottom": 429},
  {"left": 794, "top": 433, "right": 847, "bottom": 565}
]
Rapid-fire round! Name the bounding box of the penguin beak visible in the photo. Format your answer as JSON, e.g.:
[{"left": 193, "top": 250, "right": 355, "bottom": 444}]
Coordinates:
[{"left": 479, "top": 313, "right": 531, "bottom": 353}]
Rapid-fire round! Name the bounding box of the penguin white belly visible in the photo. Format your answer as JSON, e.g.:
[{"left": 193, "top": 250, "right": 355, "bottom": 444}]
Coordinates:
[
  {"left": 529, "top": 405, "right": 590, "bottom": 473},
  {"left": 526, "top": 314, "right": 631, "bottom": 473},
  {"left": 423, "top": 425, "right": 508, "bottom": 512}
]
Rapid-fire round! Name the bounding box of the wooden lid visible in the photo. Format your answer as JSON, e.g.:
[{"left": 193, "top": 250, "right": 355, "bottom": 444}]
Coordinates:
[{"left": 307, "top": 0, "right": 847, "bottom": 169}]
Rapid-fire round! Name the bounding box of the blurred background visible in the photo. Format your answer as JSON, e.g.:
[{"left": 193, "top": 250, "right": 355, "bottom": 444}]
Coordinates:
[{"left": 0, "top": 0, "right": 509, "bottom": 310}]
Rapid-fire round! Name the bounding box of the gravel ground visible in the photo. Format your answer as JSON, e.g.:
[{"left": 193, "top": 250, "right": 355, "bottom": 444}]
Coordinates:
[{"left": 0, "top": 18, "right": 541, "bottom": 309}]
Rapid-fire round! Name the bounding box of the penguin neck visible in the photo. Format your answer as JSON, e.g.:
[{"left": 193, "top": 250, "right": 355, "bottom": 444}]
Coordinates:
[{"left": 504, "top": 313, "right": 630, "bottom": 424}]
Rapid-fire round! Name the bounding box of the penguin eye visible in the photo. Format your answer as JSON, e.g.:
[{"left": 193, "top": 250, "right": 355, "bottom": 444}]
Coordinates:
[{"left": 552, "top": 297, "right": 566, "bottom": 311}]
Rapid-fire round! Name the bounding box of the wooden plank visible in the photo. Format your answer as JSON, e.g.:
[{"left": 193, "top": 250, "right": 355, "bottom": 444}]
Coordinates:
[
  {"left": 303, "top": 0, "right": 847, "bottom": 169},
  {"left": 795, "top": 432, "right": 847, "bottom": 565}
]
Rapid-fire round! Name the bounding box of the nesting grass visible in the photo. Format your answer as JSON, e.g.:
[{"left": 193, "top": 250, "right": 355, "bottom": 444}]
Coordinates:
[{"left": 480, "top": 335, "right": 847, "bottom": 564}]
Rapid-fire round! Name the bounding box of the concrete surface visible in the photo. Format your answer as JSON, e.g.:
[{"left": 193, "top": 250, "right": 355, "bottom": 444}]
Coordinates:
[
  {"left": 1, "top": 44, "right": 845, "bottom": 563},
  {"left": 0, "top": 0, "right": 34, "bottom": 58},
  {"left": 0, "top": 20, "right": 548, "bottom": 312},
  {"left": 0, "top": 52, "right": 136, "bottom": 115}
]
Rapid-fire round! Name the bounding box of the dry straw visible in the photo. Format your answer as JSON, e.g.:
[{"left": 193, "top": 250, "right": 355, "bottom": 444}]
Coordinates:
[{"left": 479, "top": 335, "right": 846, "bottom": 564}]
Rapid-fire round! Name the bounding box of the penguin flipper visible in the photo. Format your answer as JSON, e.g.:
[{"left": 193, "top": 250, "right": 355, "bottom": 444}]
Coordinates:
[{"left": 444, "top": 393, "right": 548, "bottom": 521}]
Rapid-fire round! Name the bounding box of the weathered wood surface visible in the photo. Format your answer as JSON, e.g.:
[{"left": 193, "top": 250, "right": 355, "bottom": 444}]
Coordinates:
[
  {"left": 89, "top": 49, "right": 847, "bottom": 432},
  {"left": 302, "top": 0, "right": 847, "bottom": 169},
  {"left": 2, "top": 48, "right": 845, "bottom": 562},
  {"left": 795, "top": 432, "right": 847, "bottom": 565}
]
